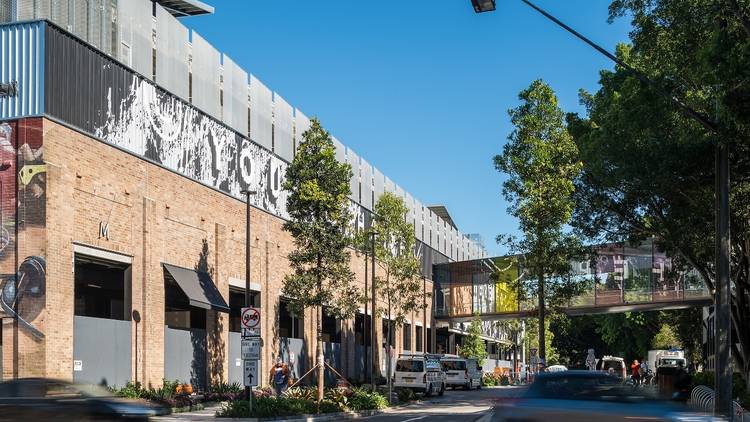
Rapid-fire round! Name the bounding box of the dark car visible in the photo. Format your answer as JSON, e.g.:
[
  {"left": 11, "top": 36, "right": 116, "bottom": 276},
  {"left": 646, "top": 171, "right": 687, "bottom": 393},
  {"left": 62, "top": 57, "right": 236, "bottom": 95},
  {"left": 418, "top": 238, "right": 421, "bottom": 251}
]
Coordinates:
[
  {"left": 494, "top": 371, "right": 722, "bottom": 421},
  {"left": 0, "top": 378, "right": 169, "bottom": 421}
]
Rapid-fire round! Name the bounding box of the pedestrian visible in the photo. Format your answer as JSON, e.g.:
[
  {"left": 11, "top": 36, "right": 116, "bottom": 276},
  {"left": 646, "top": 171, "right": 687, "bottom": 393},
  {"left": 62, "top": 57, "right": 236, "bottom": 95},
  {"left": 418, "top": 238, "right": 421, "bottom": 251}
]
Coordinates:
[
  {"left": 639, "top": 358, "right": 650, "bottom": 385},
  {"left": 631, "top": 359, "right": 641, "bottom": 386},
  {"left": 269, "top": 357, "right": 290, "bottom": 396}
]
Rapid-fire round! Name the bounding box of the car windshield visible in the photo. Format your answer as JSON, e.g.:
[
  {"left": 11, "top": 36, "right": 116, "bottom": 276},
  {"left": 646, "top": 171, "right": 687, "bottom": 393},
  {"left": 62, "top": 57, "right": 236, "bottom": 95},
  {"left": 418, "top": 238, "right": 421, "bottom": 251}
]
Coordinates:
[
  {"left": 396, "top": 360, "right": 424, "bottom": 372},
  {"left": 601, "top": 361, "right": 623, "bottom": 371},
  {"left": 526, "top": 374, "right": 654, "bottom": 402},
  {"left": 441, "top": 360, "right": 466, "bottom": 371},
  {"left": 659, "top": 358, "right": 683, "bottom": 366}
]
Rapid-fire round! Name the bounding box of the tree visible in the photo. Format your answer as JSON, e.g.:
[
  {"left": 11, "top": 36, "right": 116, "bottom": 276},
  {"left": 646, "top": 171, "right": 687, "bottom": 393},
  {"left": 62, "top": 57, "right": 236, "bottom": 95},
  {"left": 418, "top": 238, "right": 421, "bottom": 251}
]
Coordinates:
[
  {"left": 357, "top": 191, "right": 423, "bottom": 394},
  {"left": 496, "top": 319, "right": 524, "bottom": 377},
  {"left": 569, "top": 0, "right": 750, "bottom": 386},
  {"left": 495, "top": 80, "right": 584, "bottom": 365},
  {"left": 282, "top": 119, "right": 360, "bottom": 408},
  {"left": 459, "top": 314, "right": 489, "bottom": 366},
  {"left": 652, "top": 324, "right": 681, "bottom": 350}
]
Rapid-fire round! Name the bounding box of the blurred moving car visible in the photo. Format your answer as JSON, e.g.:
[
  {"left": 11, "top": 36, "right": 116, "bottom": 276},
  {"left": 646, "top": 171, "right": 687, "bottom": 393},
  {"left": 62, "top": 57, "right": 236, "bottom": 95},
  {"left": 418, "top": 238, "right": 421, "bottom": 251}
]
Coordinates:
[
  {"left": 393, "top": 353, "right": 446, "bottom": 396},
  {"left": 0, "top": 378, "right": 169, "bottom": 421},
  {"left": 494, "top": 371, "right": 722, "bottom": 422}
]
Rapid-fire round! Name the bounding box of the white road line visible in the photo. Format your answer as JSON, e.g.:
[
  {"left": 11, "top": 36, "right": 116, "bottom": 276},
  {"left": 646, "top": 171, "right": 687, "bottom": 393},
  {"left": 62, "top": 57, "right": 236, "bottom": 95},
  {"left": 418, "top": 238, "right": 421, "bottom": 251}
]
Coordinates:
[{"left": 401, "top": 417, "right": 428, "bottom": 422}]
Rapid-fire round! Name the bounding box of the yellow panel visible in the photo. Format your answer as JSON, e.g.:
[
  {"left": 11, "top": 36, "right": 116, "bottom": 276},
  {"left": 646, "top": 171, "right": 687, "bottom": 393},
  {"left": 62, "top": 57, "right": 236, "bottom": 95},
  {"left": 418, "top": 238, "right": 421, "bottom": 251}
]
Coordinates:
[{"left": 495, "top": 258, "right": 519, "bottom": 313}]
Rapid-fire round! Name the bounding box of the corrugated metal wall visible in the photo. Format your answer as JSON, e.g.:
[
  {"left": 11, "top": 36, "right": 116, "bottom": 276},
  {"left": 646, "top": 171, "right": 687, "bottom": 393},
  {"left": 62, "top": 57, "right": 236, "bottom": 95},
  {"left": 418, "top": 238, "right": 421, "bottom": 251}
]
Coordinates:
[{"left": 0, "top": 20, "right": 44, "bottom": 119}]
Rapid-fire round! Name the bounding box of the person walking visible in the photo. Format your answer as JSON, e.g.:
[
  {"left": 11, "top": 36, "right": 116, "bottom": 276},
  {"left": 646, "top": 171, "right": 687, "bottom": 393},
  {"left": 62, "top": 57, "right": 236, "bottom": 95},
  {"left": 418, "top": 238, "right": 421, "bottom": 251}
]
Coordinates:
[
  {"left": 269, "top": 357, "right": 290, "bottom": 396},
  {"left": 630, "top": 359, "right": 641, "bottom": 386},
  {"left": 639, "top": 358, "right": 651, "bottom": 385}
]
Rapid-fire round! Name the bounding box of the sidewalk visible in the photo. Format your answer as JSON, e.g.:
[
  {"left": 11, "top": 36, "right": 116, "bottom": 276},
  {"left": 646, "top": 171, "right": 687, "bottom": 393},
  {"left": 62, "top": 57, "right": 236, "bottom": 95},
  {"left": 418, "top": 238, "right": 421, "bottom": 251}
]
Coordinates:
[{"left": 152, "top": 404, "right": 384, "bottom": 422}]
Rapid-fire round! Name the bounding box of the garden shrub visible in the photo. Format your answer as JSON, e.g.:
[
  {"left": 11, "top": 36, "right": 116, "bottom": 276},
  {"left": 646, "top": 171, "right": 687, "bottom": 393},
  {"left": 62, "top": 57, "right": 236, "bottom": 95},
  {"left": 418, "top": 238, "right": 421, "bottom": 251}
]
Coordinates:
[
  {"left": 348, "top": 388, "right": 388, "bottom": 411},
  {"left": 397, "top": 388, "right": 416, "bottom": 403}
]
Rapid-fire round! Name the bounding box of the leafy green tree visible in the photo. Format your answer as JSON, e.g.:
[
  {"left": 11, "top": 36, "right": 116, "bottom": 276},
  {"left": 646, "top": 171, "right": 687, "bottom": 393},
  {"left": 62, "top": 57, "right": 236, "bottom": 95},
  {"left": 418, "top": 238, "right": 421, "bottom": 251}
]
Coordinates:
[
  {"left": 652, "top": 324, "right": 681, "bottom": 350},
  {"left": 569, "top": 0, "right": 750, "bottom": 384},
  {"left": 357, "top": 192, "right": 423, "bottom": 390},
  {"left": 495, "top": 80, "right": 584, "bottom": 365},
  {"left": 459, "top": 314, "right": 488, "bottom": 366},
  {"left": 282, "top": 119, "right": 360, "bottom": 407}
]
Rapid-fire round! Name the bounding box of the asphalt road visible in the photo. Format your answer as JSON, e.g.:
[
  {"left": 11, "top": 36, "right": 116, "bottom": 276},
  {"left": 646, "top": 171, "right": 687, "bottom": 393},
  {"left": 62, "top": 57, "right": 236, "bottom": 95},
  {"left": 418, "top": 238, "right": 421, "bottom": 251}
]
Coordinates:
[{"left": 359, "top": 386, "right": 525, "bottom": 422}]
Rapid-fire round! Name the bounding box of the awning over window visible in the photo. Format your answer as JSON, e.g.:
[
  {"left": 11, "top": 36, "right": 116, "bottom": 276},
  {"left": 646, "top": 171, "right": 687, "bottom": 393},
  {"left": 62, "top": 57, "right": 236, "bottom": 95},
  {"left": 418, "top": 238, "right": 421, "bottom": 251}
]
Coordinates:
[{"left": 163, "top": 263, "right": 229, "bottom": 313}]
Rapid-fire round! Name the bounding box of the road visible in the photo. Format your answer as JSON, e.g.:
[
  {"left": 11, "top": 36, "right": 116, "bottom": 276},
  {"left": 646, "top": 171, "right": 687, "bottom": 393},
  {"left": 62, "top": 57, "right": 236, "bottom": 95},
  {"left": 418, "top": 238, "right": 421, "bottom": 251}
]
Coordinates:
[{"left": 359, "top": 386, "right": 524, "bottom": 422}]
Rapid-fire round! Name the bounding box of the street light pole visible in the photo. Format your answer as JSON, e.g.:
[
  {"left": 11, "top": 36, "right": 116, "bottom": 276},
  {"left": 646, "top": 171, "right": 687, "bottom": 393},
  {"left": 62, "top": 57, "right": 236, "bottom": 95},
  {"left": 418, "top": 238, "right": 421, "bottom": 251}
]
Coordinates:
[
  {"left": 364, "top": 242, "right": 369, "bottom": 385},
  {"left": 241, "top": 189, "right": 257, "bottom": 402},
  {"left": 370, "top": 230, "right": 377, "bottom": 391},
  {"left": 470, "top": 0, "right": 731, "bottom": 415}
]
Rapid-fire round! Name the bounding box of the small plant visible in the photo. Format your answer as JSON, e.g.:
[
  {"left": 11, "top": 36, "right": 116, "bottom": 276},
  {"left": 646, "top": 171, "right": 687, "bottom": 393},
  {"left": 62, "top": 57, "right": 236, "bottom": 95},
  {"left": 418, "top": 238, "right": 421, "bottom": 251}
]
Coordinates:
[
  {"left": 348, "top": 388, "right": 388, "bottom": 411},
  {"left": 397, "top": 388, "right": 416, "bottom": 403},
  {"left": 482, "top": 373, "right": 498, "bottom": 387}
]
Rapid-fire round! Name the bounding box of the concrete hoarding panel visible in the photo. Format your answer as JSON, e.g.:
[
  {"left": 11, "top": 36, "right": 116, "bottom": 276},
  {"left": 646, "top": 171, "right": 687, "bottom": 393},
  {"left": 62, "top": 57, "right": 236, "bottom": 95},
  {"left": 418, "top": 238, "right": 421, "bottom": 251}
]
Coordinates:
[
  {"left": 164, "top": 326, "right": 207, "bottom": 390},
  {"left": 228, "top": 332, "right": 243, "bottom": 385},
  {"left": 191, "top": 31, "right": 221, "bottom": 118},
  {"left": 73, "top": 316, "right": 132, "bottom": 388},
  {"left": 250, "top": 75, "right": 273, "bottom": 151},
  {"left": 346, "top": 148, "right": 360, "bottom": 202},
  {"left": 222, "top": 55, "right": 249, "bottom": 136},
  {"left": 155, "top": 4, "right": 189, "bottom": 101},
  {"left": 0, "top": 21, "right": 44, "bottom": 119},
  {"left": 117, "top": 0, "right": 152, "bottom": 77},
  {"left": 280, "top": 337, "right": 306, "bottom": 381},
  {"left": 274, "top": 93, "right": 294, "bottom": 161}
]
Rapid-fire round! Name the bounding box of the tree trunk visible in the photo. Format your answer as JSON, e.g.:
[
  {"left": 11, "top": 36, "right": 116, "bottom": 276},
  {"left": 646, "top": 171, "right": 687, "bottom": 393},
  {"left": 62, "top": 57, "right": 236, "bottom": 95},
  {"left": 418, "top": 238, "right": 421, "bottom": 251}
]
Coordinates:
[
  {"left": 317, "top": 305, "right": 324, "bottom": 411},
  {"left": 538, "top": 273, "right": 546, "bottom": 368}
]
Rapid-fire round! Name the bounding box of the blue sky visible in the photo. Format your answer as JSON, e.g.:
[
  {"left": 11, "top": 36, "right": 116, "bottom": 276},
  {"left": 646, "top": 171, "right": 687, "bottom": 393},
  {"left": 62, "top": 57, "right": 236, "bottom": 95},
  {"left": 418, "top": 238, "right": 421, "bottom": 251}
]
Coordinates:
[{"left": 188, "top": 1, "right": 633, "bottom": 256}]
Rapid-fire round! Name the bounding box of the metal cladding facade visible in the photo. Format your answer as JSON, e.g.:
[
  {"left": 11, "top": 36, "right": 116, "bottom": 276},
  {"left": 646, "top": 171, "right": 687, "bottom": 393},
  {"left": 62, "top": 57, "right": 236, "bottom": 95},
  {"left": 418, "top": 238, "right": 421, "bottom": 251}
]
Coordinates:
[
  {"left": 0, "top": 21, "right": 44, "bottom": 119},
  {"left": 1, "top": 19, "right": 486, "bottom": 272}
]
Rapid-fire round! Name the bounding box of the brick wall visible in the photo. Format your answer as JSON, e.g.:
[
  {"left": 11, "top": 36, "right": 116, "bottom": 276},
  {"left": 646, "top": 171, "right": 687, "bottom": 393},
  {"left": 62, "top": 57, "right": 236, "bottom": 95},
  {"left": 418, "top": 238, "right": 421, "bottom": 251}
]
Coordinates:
[{"left": 2, "top": 118, "right": 437, "bottom": 386}]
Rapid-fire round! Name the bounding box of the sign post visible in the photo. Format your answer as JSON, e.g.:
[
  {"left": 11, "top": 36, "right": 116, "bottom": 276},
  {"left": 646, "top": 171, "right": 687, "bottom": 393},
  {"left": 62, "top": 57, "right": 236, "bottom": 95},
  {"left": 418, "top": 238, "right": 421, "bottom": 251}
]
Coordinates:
[{"left": 241, "top": 307, "right": 261, "bottom": 416}]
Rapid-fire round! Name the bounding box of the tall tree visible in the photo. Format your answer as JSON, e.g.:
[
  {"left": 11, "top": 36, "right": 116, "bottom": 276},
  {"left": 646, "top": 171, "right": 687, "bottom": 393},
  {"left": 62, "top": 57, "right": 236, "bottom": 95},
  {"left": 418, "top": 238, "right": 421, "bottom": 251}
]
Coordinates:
[
  {"left": 459, "top": 314, "right": 489, "bottom": 366},
  {"left": 282, "top": 119, "right": 360, "bottom": 407},
  {"left": 495, "top": 80, "right": 583, "bottom": 365},
  {"left": 570, "top": 0, "right": 750, "bottom": 385},
  {"left": 357, "top": 192, "right": 423, "bottom": 394}
]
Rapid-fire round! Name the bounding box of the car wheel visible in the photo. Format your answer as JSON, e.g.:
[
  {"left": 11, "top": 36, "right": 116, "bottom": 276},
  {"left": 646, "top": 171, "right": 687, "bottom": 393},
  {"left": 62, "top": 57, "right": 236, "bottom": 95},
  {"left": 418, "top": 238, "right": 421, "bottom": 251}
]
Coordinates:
[{"left": 438, "top": 383, "right": 445, "bottom": 396}]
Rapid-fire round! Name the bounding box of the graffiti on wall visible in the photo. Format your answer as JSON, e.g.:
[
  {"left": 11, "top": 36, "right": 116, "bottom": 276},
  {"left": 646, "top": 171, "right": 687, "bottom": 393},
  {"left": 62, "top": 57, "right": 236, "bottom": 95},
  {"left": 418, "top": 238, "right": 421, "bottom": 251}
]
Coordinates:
[{"left": 0, "top": 118, "right": 46, "bottom": 340}]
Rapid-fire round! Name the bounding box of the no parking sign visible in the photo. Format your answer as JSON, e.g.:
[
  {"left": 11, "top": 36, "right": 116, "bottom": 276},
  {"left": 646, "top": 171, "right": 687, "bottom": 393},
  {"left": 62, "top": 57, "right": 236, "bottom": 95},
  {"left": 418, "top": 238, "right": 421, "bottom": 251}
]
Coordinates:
[{"left": 241, "top": 307, "right": 261, "bottom": 337}]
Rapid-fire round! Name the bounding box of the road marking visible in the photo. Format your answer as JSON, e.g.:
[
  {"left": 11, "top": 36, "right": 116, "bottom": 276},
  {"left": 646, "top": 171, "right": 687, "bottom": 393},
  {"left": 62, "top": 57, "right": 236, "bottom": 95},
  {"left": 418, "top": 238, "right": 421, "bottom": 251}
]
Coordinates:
[{"left": 402, "top": 417, "right": 427, "bottom": 422}]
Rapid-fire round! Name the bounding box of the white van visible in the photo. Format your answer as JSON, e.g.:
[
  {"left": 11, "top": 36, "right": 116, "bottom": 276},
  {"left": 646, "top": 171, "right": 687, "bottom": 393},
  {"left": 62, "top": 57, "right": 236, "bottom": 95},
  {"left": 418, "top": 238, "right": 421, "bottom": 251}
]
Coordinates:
[
  {"left": 394, "top": 353, "right": 446, "bottom": 396},
  {"left": 441, "top": 355, "right": 482, "bottom": 390}
]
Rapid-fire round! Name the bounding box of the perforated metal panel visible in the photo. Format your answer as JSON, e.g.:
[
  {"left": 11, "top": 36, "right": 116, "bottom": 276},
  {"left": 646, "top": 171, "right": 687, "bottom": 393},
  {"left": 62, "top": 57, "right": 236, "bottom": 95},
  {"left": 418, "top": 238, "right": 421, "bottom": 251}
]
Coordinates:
[
  {"left": 332, "top": 136, "right": 345, "bottom": 163},
  {"left": 0, "top": 21, "right": 44, "bottom": 119},
  {"left": 191, "top": 31, "right": 221, "bottom": 118},
  {"left": 385, "top": 177, "right": 394, "bottom": 194},
  {"left": 360, "top": 158, "right": 373, "bottom": 210},
  {"left": 156, "top": 4, "right": 189, "bottom": 100},
  {"left": 117, "top": 0, "right": 152, "bottom": 77},
  {"left": 413, "top": 200, "right": 423, "bottom": 242},
  {"left": 221, "top": 55, "right": 248, "bottom": 134},
  {"left": 346, "top": 148, "right": 360, "bottom": 202},
  {"left": 249, "top": 74, "right": 272, "bottom": 151},
  {"left": 373, "top": 168, "right": 384, "bottom": 203},
  {"left": 274, "top": 93, "right": 293, "bottom": 162},
  {"left": 294, "top": 109, "right": 311, "bottom": 154},
  {"left": 429, "top": 211, "right": 438, "bottom": 250}
]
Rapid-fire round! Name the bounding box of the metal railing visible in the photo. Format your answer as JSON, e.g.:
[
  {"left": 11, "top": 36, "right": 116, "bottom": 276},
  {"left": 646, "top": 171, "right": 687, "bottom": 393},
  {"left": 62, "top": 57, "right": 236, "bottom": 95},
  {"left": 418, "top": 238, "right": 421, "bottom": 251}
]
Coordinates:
[{"left": 690, "top": 385, "right": 748, "bottom": 421}]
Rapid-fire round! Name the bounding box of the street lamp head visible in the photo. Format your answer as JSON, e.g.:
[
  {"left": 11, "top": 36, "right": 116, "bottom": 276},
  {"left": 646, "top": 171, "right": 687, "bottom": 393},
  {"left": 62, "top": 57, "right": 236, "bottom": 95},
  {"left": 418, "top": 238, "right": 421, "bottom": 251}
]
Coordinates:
[{"left": 470, "top": 0, "right": 496, "bottom": 13}]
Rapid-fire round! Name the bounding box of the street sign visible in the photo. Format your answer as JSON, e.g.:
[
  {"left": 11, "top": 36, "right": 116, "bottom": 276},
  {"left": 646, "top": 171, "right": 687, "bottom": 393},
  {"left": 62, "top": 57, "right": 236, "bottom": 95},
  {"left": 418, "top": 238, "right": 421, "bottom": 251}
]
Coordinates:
[
  {"left": 241, "top": 307, "right": 261, "bottom": 337},
  {"left": 243, "top": 359, "right": 259, "bottom": 387},
  {"left": 242, "top": 338, "right": 261, "bottom": 361}
]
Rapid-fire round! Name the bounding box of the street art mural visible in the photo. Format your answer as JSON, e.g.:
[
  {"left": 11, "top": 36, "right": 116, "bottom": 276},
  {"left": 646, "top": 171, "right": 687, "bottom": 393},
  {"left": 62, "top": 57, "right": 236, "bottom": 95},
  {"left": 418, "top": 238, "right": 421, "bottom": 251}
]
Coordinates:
[{"left": 0, "top": 119, "right": 47, "bottom": 345}]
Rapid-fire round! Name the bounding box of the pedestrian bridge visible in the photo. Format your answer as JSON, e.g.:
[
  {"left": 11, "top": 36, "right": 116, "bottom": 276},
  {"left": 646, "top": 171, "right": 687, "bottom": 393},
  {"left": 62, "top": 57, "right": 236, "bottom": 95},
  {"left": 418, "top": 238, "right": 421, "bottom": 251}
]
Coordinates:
[{"left": 432, "top": 241, "right": 711, "bottom": 322}]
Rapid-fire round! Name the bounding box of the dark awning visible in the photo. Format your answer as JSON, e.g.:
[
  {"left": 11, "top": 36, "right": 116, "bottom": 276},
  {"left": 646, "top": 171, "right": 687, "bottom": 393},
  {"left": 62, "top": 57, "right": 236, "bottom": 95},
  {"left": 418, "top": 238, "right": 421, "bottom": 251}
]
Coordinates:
[{"left": 163, "top": 263, "right": 229, "bottom": 313}]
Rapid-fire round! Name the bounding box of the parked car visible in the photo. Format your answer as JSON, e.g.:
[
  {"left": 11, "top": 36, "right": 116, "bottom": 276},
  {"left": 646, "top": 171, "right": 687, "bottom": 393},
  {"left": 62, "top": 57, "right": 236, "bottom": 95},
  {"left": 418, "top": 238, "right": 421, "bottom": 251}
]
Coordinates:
[
  {"left": 547, "top": 364, "right": 568, "bottom": 372},
  {"left": 440, "top": 355, "right": 482, "bottom": 390},
  {"left": 394, "top": 353, "right": 446, "bottom": 396},
  {"left": 0, "top": 378, "right": 169, "bottom": 421},
  {"left": 494, "top": 371, "right": 719, "bottom": 421},
  {"left": 596, "top": 355, "right": 627, "bottom": 381}
]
